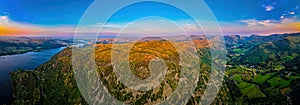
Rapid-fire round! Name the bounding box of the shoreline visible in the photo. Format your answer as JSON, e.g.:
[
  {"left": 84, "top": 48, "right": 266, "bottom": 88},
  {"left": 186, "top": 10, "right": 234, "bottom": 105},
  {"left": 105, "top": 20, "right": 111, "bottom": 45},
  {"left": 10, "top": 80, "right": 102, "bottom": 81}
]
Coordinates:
[
  {"left": 0, "top": 45, "right": 67, "bottom": 57},
  {"left": 0, "top": 46, "right": 67, "bottom": 105}
]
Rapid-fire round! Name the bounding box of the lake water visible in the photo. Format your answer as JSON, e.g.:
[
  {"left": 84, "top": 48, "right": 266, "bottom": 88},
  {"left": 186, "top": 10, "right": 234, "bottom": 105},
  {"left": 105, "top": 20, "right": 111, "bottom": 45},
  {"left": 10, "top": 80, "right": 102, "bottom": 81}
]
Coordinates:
[{"left": 0, "top": 47, "right": 66, "bottom": 104}]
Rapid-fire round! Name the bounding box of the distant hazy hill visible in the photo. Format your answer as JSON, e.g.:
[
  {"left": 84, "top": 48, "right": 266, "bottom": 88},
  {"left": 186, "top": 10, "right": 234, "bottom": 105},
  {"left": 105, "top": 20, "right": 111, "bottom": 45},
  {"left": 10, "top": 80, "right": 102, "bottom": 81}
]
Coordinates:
[
  {"left": 0, "top": 37, "right": 70, "bottom": 56},
  {"left": 225, "top": 33, "right": 300, "bottom": 47}
]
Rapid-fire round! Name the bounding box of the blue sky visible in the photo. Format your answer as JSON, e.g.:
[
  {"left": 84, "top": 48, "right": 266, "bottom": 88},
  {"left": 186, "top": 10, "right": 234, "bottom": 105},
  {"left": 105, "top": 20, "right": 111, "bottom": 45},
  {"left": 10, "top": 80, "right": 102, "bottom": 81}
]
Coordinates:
[
  {"left": 206, "top": 0, "right": 300, "bottom": 21},
  {"left": 0, "top": 0, "right": 299, "bottom": 36},
  {"left": 0, "top": 0, "right": 93, "bottom": 25}
]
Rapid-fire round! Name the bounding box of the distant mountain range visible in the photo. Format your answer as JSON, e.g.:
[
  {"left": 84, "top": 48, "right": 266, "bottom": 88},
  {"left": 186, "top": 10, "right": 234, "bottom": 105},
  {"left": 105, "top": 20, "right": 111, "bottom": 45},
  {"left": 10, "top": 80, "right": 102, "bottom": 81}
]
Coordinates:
[{"left": 0, "top": 37, "right": 72, "bottom": 56}]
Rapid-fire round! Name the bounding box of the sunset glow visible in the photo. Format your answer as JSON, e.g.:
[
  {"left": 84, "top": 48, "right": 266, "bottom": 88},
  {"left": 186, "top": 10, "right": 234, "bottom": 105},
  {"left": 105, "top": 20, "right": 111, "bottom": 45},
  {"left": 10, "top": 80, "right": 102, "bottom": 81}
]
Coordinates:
[{"left": 0, "top": 0, "right": 299, "bottom": 36}]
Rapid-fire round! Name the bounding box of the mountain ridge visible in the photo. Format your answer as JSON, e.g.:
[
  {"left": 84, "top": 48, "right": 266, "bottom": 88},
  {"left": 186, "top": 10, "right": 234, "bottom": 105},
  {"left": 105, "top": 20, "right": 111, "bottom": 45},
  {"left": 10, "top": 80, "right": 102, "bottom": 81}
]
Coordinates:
[{"left": 10, "top": 33, "right": 300, "bottom": 104}]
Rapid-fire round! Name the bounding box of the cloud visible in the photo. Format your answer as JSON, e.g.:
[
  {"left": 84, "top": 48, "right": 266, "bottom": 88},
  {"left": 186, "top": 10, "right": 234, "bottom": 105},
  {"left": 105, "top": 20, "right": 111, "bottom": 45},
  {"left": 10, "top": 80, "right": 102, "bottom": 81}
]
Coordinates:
[
  {"left": 240, "top": 19, "right": 278, "bottom": 27},
  {"left": 0, "top": 16, "right": 203, "bottom": 36},
  {"left": 95, "top": 23, "right": 123, "bottom": 28},
  {"left": 1, "top": 15, "right": 300, "bottom": 36},
  {"left": 0, "top": 15, "right": 77, "bottom": 36},
  {"left": 77, "top": 18, "right": 210, "bottom": 36},
  {"left": 289, "top": 11, "right": 295, "bottom": 15},
  {"left": 0, "top": 16, "right": 9, "bottom": 25},
  {"left": 222, "top": 17, "right": 300, "bottom": 35},
  {"left": 264, "top": 6, "right": 274, "bottom": 11}
]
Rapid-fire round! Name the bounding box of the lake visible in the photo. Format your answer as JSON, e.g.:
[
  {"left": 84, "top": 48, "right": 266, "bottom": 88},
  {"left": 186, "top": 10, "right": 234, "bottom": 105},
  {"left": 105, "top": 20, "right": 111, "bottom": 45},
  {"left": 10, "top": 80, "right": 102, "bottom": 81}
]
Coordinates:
[{"left": 0, "top": 47, "right": 66, "bottom": 104}]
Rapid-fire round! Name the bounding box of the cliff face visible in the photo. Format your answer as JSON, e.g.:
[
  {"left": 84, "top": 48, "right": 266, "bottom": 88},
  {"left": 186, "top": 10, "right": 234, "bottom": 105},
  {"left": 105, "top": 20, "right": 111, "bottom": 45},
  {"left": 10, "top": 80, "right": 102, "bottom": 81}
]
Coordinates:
[{"left": 10, "top": 47, "right": 87, "bottom": 105}]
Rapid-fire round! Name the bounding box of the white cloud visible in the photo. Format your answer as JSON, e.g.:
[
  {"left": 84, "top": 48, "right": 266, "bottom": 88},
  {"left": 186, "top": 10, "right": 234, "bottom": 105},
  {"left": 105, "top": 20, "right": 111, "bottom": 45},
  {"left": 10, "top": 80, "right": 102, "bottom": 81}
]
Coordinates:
[
  {"left": 264, "top": 6, "right": 274, "bottom": 11},
  {"left": 240, "top": 19, "right": 277, "bottom": 27},
  {"left": 230, "top": 17, "right": 300, "bottom": 35},
  {"left": 0, "top": 16, "right": 10, "bottom": 25},
  {"left": 240, "top": 19, "right": 258, "bottom": 26},
  {"left": 289, "top": 11, "right": 295, "bottom": 15},
  {"left": 95, "top": 23, "right": 123, "bottom": 28}
]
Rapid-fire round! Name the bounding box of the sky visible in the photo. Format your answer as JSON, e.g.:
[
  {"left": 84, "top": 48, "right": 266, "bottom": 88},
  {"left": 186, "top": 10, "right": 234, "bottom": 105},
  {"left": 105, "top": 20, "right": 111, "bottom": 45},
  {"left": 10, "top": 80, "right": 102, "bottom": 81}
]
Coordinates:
[{"left": 0, "top": 0, "right": 300, "bottom": 36}]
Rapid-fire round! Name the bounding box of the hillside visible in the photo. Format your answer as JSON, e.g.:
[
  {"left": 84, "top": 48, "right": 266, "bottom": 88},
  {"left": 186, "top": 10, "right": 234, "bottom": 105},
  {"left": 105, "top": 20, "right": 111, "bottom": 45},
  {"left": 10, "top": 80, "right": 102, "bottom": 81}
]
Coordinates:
[
  {"left": 225, "top": 33, "right": 300, "bottom": 104},
  {"left": 10, "top": 33, "right": 300, "bottom": 104},
  {"left": 10, "top": 39, "right": 232, "bottom": 104},
  {"left": 239, "top": 34, "right": 300, "bottom": 65},
  {"left": 10, "top": 47, "right": 87, "bottom": 105}
]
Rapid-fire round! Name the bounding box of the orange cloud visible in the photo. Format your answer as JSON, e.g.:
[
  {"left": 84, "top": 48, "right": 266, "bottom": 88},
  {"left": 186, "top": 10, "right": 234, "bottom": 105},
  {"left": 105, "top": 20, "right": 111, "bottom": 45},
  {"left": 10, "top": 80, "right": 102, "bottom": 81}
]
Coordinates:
[
  {"left": 0, "top": 16, "right": 39, "bottom": 36},
  {"left": 0, "top": 16, "right": 74, "bottom": 36},
  {"left": 0, "top": 15, "right": 299, "bottom": 36},
  {"left": 290, "top": 22, "right": 300, "bottom": 30},
  {"left": 0, "top": 26, "right": 31, "bottom": 36}
]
